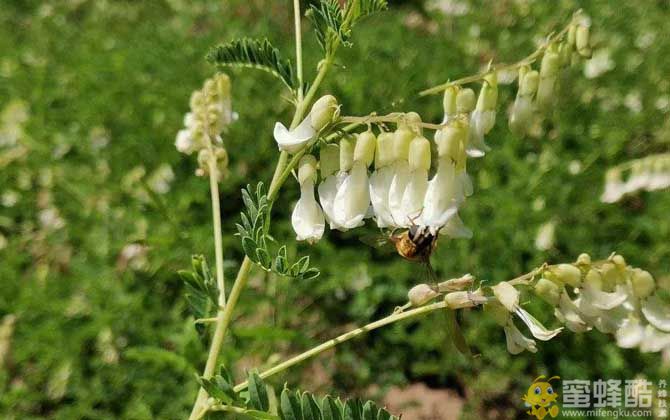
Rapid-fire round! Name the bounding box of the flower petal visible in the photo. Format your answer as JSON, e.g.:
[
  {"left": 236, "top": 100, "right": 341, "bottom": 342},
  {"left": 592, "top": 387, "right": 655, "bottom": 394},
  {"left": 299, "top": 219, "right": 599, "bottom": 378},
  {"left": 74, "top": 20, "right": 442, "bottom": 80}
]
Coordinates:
[
  {"left": 291, "top": 182, "right": 325, "bottom": 242},
  {"left": 615, "top": 316, "right": 644, "bottom": 349},
  {"left": 504, "top": 321, "right": 537, "bottom": 354},
  {"left": 369, "top": 166, "right": 396, "bottom": 228},
  {"left": 388, "top": 161, "right": 410, "bottom": 227},
  {"left": 273, "top": 117, "right": 316, "bottom": 153},
  {"left": 515, "top": 307, "right": 563, "bottom": 341},
  {"left": 333, "top": 162, "right": 369, "bottom": 230},
  {"left": 491, "top": 281, "right": 519, "bottom": 312},
  {"left": 581, "top": 283, "right": 629, "bottom": 310},
  {"left": 641, "top": 295, "right": 670, "bottom": 332},
  {"left": 639, "top": 325, "right": 670, "bottom": 353}
]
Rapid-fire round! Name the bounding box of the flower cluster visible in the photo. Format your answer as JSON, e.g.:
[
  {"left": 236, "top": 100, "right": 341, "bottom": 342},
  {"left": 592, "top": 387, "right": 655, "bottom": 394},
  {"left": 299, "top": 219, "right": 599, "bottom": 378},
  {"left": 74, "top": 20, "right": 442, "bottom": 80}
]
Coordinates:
[
  {"left": 509, "top": 19, "right": 593, "bottom": 136},
  {"left": 601, "top": 153, "right": 670, "bottom": 203},
  {"left": 175, "top": 73, "right": 233, "bottom": 181},
  {"left": 530, "top": 254, "right": 670, "bottom": 354},
  {"left": 277, "top": 87, "right": 500, "bottom": 242}
]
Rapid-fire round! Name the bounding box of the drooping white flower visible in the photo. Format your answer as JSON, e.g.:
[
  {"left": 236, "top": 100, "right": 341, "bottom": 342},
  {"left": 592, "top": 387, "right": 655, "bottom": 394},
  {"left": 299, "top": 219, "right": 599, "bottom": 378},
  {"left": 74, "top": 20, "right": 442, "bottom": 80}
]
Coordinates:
[
  {"left": 515, "top": 307, "right": 563, "bottom": 341},
  {"left": 291, "top": 155, "right": 325, "bottom": 243},
  {"left": 641, "top": 295, "right": 670, "bottom": 332},
  {"left": 615, "top": 315, "right": 645, "bottom": 348},
  {"left": 421, "top": 122, "right": 468, "bottom": 233},
  {"left": 536, "top": 47, "right": 559, "bottom": 110},
  {"left": 639, "top": 325, "right": 670, "bottom": 353},
  {"left": 274, "top": 95, "right": 339, "bottom": 153},
  {"left": 332, "top": 132, "right": 375, "bottom": 230},
  {"left": 400, "top": 135, "right": 430, "bottom": 224},
  {"left": 369, "top": 132, "right": 396, "bottom": 228},
  {"left": 504, "top": 321, "right": 538, "bottom": 354},
  {"left": 317, "top": 144, "right": 345, "bottom": 230},
  {"left": 388, "top": 124, "right": 415, "bottom": 227},
  {"left": 273, "top": 116, "right": 317, "bottom": 154},
  {"left": 509, "top": 68, "right": 538, "bottom": 137},
  {"left": 554, "top": 291, "right": 590, "bottom": 332},
  {"left": 175, "top": 129, "right": 196, "bottom": 154},
  {"left": 468, "top": 72, "right": 497, "bottom": 157}
]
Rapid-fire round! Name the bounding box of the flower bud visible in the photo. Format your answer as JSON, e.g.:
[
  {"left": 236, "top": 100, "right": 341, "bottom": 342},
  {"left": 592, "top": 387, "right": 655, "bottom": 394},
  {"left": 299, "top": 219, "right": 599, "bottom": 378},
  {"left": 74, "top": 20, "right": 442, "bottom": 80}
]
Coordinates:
[
  {"left": 632, "top": 269, "right": 655, "bottom": 298},
  {"left": 197, "top": 149, "right": 212, "bottom": 168},
  {"left": 339, "top": 137, "right": 354, "bottom": 172},
  {"left": 576, "top": 25, "right": 592, "bottom": 58},
  {"left": 536, "top": 49, "right": 560, "bottom": 110},
  {"left": 298, "top": 154, "right": 318, "bottom": 184},
  {"left": 612, "top": 254, "right": 626, "bottom": 269},
  {"left": 310, "top": 95, "right": 338, "bottom": 131},
  {"left": 442, "top": 86, "right": 458, "bottom": 118},
  {"left": 584, "top": 269, "right": 603, "bottom": 290},
  {"left": 408, "top": 284, "right": 438, "bottom": 306},
  {"left": 437, "top": 274, "right": 474, "bottom": 292},
  {"left": 456, "top": 88, "right": 476, "bottom": 114},
  {"left": 576, "top": 253, "right": 592, "bottom": 266},
  {"left": 353, "top": 131, "right": 376, "bottom": 166},
  {"left": 558, "top": 42, "right": 572, "bottom": 67},
  {"left": 393, "top": 125, "right": 414, "bottom": 161},
  {"left": 600, "top": 262, "right": 622, "bottom": 290},
  {"left": 445, "top": 289, "right": 486, "bottom": 309},
  {"left": 520, "top": 70, "right": 539, "bottom": 96},
  {"left": 567, "top": 24, "right": 577, "bottom": 48},
  {"left": 492, "top": 281, "right": 519, "bottom": 312},
  {"left": 435, "top": 121, "right": 466, "bottom": 160},
  {"left": 408, "top": 136, "right": 431, "bottom": 171},
  {"left": 552, "top": 264, "right": 582, "bottom": 288},
  {"left": 319, "top": 144, "right": 340, "bottom": 177},
  {"left": 404, "top": 112, "right": 422, "bottom": 133},
  {"left": 476, "top": 72, "right": 498, "bottom": 112},
  {"left": 534, "top": 278, "right": 560, "bottom": 306},
  {"left": 374, "top": 132, "right": 394, "bottom": 168}
]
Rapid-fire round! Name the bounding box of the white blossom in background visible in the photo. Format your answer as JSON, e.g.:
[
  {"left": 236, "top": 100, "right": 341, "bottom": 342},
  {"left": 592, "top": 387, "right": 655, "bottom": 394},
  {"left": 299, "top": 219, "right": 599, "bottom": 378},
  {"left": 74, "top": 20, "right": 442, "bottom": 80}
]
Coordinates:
[
  {"left": 601, "top": 153, "right": 670, "bottom": 203},
  {"left": 535, "top": 220, "right": 557, "bottom": 251},
  {"left": 469, "top": 72, "right": 498, "bottom": 156},
  {"left": 291, "top": 155, "right": 325, "bottom": 243}
]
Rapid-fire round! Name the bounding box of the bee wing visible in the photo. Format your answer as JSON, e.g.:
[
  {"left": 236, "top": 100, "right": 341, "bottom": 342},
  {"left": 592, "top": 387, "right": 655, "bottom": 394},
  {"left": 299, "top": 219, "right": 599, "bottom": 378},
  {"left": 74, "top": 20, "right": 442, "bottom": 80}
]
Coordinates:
[{"left": 359, "top": 234, "right": 396, "bottom": 254}]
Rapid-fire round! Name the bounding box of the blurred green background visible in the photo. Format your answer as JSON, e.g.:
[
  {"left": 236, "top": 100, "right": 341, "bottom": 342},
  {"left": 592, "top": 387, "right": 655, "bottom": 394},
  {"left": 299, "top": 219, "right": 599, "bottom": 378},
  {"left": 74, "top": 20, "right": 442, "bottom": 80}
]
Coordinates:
[{"left": 1, "top": 0, "right": 669, "bottom": 419}]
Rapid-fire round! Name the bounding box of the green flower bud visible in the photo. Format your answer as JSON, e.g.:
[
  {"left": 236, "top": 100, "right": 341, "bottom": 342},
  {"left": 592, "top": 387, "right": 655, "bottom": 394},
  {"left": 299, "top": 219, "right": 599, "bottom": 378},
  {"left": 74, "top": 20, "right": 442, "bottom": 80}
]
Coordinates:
[
  {"left": 456, "top": 88, "right": 476, "bottom": 114},
  {"left": 435, "top": 121, "right": 467, "bottom": 160},
  {"left": 339, "top": 137, "right": 354, "bottom": 172},
  {"left": 197, "top": 149, "right": 212, "bottom": 168},
  {"left": 442, "top": 86, "right": 458, "bottom": 117},
  {"left": 310, "top": 95, "right": 338, "bottom": 131},
  {"left": 600, "top": 262, "right": 623, "bottom": 291},
  {"left": 408, "top": 136, "right": 431, "bottom": 171},
  {"left": 319, "top": 143, "right": 340, "bottom": 177},
  {"left": 568, "top": 24, "right": 577, "bottom": 48},
  {"left": 393, "top": 125, "right": 414, "bottom": 161},
  {"left": 404, "top": 112, "right": 422, "bottom": 133},
  {"left": 520, "top": 70, "right": 539, "bottom": 96},
  {"left": 576, "top": 253, "right": 592, "bottom": 266},
  {"left": 536, "top": 49, "right": 560, "bottom": 110},
  {"left": 553, "top": 264, "right": 582, "bottom": 288},
  {"left": 476, "top": 72, "right": 498, "bottom": 111},
  {"left": 535, "top": 278, "right": 560, "bottom": 306},
  {"left": 632, "top": 269, "right": 655, "bottom": 299},
  {"left": 408, "top": 284, "right": 438, "bottom": 306},
  {"left": 353, "top": 131, "right": 376, "bottom": 166},
  {"left": 576, "top": 25, "right": 592, "bottom": 58},
  {"left": 612, "top": 254, "right": 626, "bottom": 269},
  {"left": 558, "top": 42, "right": 572, "bottom": 67},
  {"left": 374, "top": 132, "right": 394, "bottom": 168},
  {"left": 584, "top": 269, "right": 603, "bottom": 290},
  {"left": 298, "top": 154, "right": 318, "bottom": 184}
]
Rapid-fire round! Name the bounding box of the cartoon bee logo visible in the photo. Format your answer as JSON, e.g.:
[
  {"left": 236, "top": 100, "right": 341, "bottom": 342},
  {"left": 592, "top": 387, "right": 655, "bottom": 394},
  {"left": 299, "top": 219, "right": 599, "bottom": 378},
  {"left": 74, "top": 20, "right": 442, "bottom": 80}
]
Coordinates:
[{"left": 522, "top": 375, "right": 560, "bottom": 419}]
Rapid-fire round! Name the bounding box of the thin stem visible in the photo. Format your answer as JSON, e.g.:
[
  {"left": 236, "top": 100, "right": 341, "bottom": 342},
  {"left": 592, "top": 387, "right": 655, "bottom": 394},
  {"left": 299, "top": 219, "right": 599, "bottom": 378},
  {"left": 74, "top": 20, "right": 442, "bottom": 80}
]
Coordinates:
[
  {"left": 208, "top": 159, "right": 227, "bottom": 307},
  {"left": 293, "top": 0, "right": 304, "bottom": 103},
  {"left": 233, "top": 301, "right": 449, "bottom": 392},
  {"left": 419, "top": 17, "right": 576, "bottom": 96},
  {"left": 341, "top": 114, "right": 447, "bottom": 130}
]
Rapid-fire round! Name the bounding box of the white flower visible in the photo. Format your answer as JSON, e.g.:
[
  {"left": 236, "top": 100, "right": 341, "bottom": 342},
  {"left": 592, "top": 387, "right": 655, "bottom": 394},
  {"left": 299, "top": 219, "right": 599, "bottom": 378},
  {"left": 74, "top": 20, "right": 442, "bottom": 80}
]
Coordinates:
[
  {"left": 332, "top": 132, "right": 375, "bottom": 230},
  {"left": 421, "top": 157, "right": 461, "bottom": 233},
  {"left": 504, "top": 321, "right": 538, "bottom": 354},
  {"left": 515, "top": 307, "right": 563, "bottom": 341},
  {"left": 639, "top": 325, "right": 670, "bottom": 353},
  {"left": 175, "top": 129, "right": 195, "bottom": 154},
  {"left": 601, "top": 170, "right": 626, "bottom": 203},
  {"left": 369, "top": 132, "right": 396, "bottom": 228},
  {"left": 615, "top": 315, "right": 645, "bottom": 348},
  {"left": 388, "top": 125, "right": 415, "bottom": 227},
  {"left": 641, "top": 295, "right": 670, "bottom": 332},
  {"left": 273, "top": 116, "right": 316, "bottom": 154},
  {"left": 554, "top": 291, "right": 590, "bottom": 333},
  {"left": 291, "top": 155, "right": 325, "bottom": 243}
]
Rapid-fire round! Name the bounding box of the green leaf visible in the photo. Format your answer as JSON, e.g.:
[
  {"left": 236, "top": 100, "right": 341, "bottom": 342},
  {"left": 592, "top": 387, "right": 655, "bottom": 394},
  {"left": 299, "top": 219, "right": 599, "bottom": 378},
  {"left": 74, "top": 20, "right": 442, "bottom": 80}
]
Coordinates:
[
  {"left": 362, "top": 401, "right": 375, "bottom": 420},
  {"left": 321, "top": 396, "right": 343, "bottom": 420},
  {"left": 207, "top": 38, "right": 296, "bottom": 90},
  {"left": 347, "top": 0, "right": 387, "bottom": 26},
  {"left": 246, "top": 409, "right": 281, "bottom": 420},
  {"left": 247, "top": 372, "right": 270, "bottom": 412},
  {"left": 180, "top": 255, "right": 219, "bottom": 328},
  {"left": 306, "top": 0, "right": 346, "bottom": 53},
  {"left": 301, "top": 392, "right": 321, "bottom": 420},
  {"left": 344, "top": 400, "right": 362, "bottom": 420},
  {"left": 280, "top": 388, "right": 302, "bottom": 420}
]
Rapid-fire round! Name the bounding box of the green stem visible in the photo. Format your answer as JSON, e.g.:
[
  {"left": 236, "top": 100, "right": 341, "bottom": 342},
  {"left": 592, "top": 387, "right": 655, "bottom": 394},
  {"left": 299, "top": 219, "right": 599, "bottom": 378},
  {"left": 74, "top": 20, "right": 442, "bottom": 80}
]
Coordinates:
[
  {"left": 233, "top": 301, "right": 449, "bottom": 392},
  {"left": 294, "top": 0, "right": 304, "bottom": 103}
]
